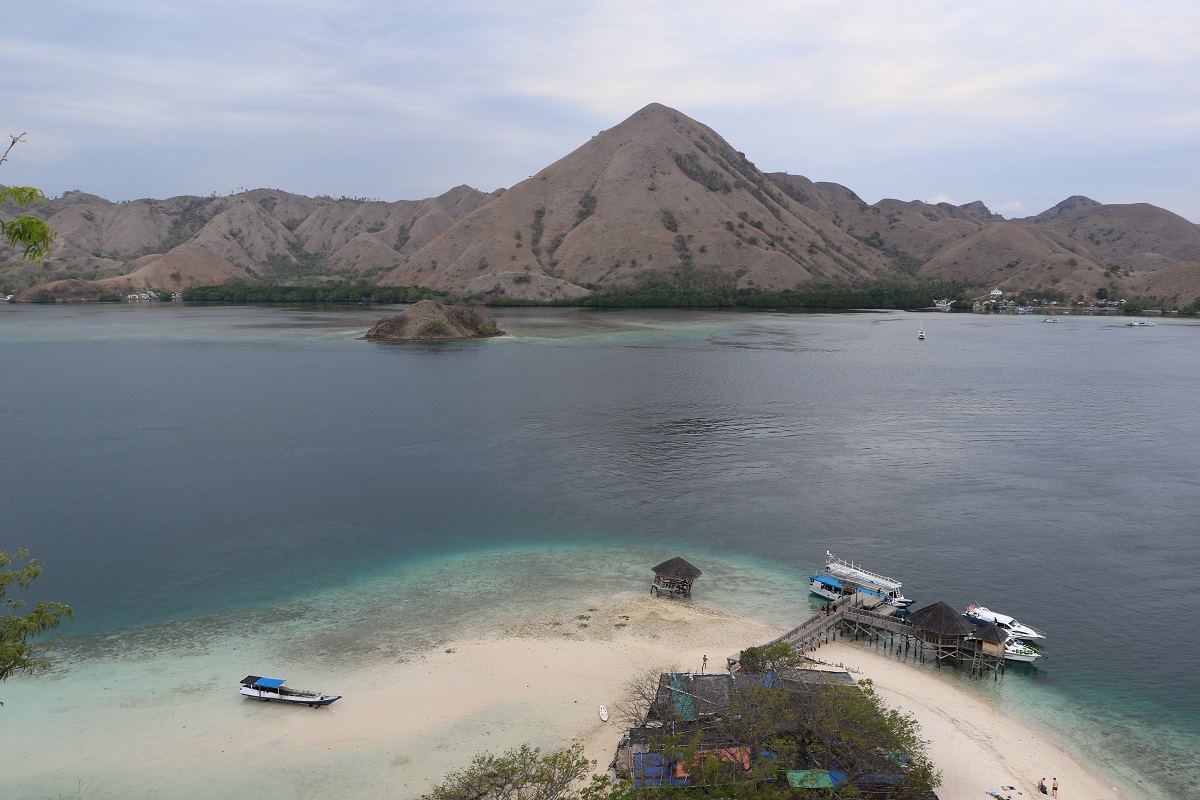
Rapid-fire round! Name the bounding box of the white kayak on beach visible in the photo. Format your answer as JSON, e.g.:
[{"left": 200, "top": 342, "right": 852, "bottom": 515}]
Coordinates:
[{"left": 599, "top": 704, "right": 609, "bottom": 721}]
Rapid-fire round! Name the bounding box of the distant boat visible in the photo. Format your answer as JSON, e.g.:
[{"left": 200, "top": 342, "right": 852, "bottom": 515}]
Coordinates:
[
  {"left": 1127, "top": 320, "right": 1154, "bottom": 327},
  {"left": 1043, "top": 318, "right": 1059, "bottom": 323},
  {"left": 239, "top": 675, "right": 340, "bottom": 707},
  {"left": 917, "top": 328, "right": 925, "bottom": 340},
  {"left": 963, "top": 604, "right": 1046, "bottom": 640}
]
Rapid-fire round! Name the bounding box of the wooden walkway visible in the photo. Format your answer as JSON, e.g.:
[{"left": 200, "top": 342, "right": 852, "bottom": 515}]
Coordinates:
[
  {"left": 771, "top": 594, "right": 912, "bottom": 650},
  {"left": 730, "top": 591, "right": 1006, "bottom": 679}
]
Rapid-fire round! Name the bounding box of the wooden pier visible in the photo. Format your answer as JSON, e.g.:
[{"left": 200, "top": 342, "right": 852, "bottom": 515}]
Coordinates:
[{"left": 731, "top": 593, "right": 1006, "bottom": 679}]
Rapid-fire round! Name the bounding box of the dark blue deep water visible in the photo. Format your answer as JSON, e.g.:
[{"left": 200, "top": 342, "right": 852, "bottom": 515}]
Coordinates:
[{"left": 3, "top": 303, "right": 1198, "bottom": 798}]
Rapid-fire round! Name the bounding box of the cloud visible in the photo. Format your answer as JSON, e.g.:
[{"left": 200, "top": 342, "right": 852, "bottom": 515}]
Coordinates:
[{"left": 2, "top": 1, "right": 1197, "bottom": 219}]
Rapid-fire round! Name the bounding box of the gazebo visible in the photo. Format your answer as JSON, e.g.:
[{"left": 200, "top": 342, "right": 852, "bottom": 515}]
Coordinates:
[
  {"left": 907, "top": 601, "right": 976, "bottom": 663},
  {"left": 650, "top": 557, "right": 702, "bottom": 597}
]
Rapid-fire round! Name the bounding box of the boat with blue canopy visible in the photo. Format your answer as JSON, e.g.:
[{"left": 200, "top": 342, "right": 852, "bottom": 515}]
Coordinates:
[
  {"left": 808, "top": 551, "right": 913, "bottom": 608},
  {"left": 239, "top": 675, "right": 340, "bottom": 707}
]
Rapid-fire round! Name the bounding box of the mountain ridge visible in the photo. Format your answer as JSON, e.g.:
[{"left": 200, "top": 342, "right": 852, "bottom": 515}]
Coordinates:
[{"left": 4, "top": 103, "right": 1198, "bottom": 307}]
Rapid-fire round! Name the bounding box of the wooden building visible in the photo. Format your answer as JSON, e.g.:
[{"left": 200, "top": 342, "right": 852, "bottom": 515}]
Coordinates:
[
  {"left": 650, "top": 556, "right": 702, "bottom": 596},
  {"left": 907, "top": 601, "right": 976, "bottom": 663}
]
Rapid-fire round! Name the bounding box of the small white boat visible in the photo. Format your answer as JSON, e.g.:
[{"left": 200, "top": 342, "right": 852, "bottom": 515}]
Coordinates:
[
  {"left": 917, "top": 328, "right": 925, "bottom": 340},
  {"left": 1043, "top": 318, "right": 1058, "bottom": 323},
  {"left": 239, "top": 675, "right": 340, "bottom": 707},
  {"left": 963, "top": 604, "right": 1045, "bottom": 640},
  {"left": 1126, "top": 320, "right": 1154, "bottom": 327},
  {"left": 1003, "top": 638, "right": 1046, "bottom": 663}
]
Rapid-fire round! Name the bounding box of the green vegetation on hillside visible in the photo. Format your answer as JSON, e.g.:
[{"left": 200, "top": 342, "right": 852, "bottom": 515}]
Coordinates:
[
  {"left": 488, "top": 281, "right": 966, "bottom": 310},
  {"left": 182, "top": 280, "right": 439, "bottom": 303}
]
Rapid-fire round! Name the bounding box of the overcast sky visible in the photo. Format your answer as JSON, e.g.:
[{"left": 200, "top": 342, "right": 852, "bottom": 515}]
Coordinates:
[{"left": 4, "top": 1, "right": 1198, "bottom": 221}]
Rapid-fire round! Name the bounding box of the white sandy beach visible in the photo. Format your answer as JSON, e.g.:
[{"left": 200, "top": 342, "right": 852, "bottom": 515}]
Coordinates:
[{"left": 10, "top": 596, "right": 1134, "bottom": 800}]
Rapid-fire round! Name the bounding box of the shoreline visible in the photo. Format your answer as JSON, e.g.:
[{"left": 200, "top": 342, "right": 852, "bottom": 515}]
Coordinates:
[{"left": 9, "top": 595, "right": 1138, "bottom": 800}]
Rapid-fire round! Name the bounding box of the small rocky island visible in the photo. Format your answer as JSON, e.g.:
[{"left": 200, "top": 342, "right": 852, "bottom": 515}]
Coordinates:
[{"left": 363, "top": 299, "right": 505, "bottom": 342}]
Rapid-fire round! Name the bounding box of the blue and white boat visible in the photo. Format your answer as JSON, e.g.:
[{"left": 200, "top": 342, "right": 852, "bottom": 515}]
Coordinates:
[
  {"left": 808, "top": 552, "right": 913, "bottom": 607},
  {"left": 239, "top": 675, "right": 340, "bottom": 707}
]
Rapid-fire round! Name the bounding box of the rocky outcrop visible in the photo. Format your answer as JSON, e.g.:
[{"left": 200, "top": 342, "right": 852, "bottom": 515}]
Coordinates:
[{"left": 362, "top": 299, "right": 504, "bottom": 342}]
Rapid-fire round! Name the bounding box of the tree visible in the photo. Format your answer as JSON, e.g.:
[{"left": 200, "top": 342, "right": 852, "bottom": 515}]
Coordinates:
[
  {"left": 737, "top": 641, "right": 800, "bottom": 674},
  {"left": 1, "top": 549, "right": 74, "bottom": 697},
  {"left": 0, "top": 133, "right": 56, "bottom": 261},
  {"left": 422, "top": 743, "right": 595, "bottom": 800},
  {"left": 795, "top": 679, "right": 939, "bottom": 796}
]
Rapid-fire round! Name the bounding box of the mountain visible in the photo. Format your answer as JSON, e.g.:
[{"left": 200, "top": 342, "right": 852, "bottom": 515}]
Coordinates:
[
  {"left": 373, "top": 103, "right": 897, "bottom": 300},
  {"left": 4, "top": 103, "right": 1199, "bottom": 306}
]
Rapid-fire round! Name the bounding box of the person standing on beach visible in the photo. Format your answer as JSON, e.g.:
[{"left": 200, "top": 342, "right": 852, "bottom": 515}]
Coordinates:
[
  {"left": 1052, "top": 778, "right": 1058, "bottom": 797},
  {"left": 1038, "top": 778, "right": 1047, "bottom": 795}
]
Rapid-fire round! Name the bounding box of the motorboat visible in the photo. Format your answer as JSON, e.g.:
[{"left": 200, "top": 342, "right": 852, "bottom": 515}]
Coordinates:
[
  {"left": 963, "top": 604, "right": 1045, "bottom": 640},
  {"left": 809, "top": 552, "right": 914, "bottom": 608},
  {"left": 917, "top": 328, "right": 925, "bottom": 340},
  {"left": 1127, "top": 320, "right": 1154, "bottom": 327},
  {"left": 1043, "top": 318, "right": 1058, "bottom": 323},
  {"left": 239, "top": 675, "right": 340, "bottom": 707},
  {"left": 1003, "top": 638, "right": 1046, "bottom": 663}
]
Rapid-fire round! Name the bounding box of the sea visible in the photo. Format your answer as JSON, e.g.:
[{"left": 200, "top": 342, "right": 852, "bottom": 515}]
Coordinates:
[{"left": 1, "top": 302, "right": 1198, "bottom": 799}]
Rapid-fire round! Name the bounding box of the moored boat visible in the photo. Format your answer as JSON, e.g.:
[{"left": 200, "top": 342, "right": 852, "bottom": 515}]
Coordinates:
[
  {"left": 1003, "top": 638, "right": 1046, "bottom": 663},
  {"left": 239, "top": 675, "right": 340, "bottom": 707},
  {"left": 963, "top": 603, "right": 1046, "bottom": 640},
  {"left": 809, "top": 552, "right": 913, "bottom": 608}
]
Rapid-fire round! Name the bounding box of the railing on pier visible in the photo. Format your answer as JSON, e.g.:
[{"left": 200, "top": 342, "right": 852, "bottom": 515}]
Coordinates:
[{"left": 729, "top": 593, "right": 914, "bottom": 669}]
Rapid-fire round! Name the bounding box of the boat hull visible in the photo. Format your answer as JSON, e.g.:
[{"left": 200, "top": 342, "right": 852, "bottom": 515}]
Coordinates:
[{"left": 239, "top": 686, "right": 340, "bottom": 706}]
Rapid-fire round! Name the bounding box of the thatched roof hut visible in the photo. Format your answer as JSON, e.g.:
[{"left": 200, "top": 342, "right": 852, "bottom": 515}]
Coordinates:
[
  {"left": 650, "top": 557, "right": 702, "bottom": 596},
  {"left": 908, "top": 601, "right": 975, "bottom": 649},
  {"left": 970, "top": 621, "right": 1008, "bottom": 658},
  {"left": 652, "top": 557, "right": 703, "bottom": 580}
]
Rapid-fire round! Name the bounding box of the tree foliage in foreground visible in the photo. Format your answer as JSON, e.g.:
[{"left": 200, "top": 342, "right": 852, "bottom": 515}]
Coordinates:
[
  {"left": 1, "top": 549, "right": 74, "bottom": 697},
  {"left": 426, "top": 678, "right": 939, "bottom": 799},
  {"left": 0, "top": 134, "right": 57, "bottom": 262},
  {"left": 422, "top": 742, "right": 597, "bottom": 800}
]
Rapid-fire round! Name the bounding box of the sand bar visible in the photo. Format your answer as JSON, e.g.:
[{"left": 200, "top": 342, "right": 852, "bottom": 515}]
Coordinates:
[{"left": 10, "top": 596, "right": 1134, "bottom": 800}]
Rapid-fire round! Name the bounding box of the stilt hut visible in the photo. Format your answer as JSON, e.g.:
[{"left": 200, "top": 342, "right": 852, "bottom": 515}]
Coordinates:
[
  {"left": 650, "top": 557, "right": 702, "bottom": 597},
  {"left": 967, "top": 621, "right": 1008, "bottom": 676},
  {"left": 970, "top": 622, "right": 1007, "bottom": 658},
  {"left": 907, "top": 601, "right": 976, "bottom": 663}
]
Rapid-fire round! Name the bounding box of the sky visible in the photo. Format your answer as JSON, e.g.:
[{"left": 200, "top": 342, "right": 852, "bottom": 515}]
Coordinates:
[{"left": 4, "top": 1, "right": 1198, "bottom": 221}]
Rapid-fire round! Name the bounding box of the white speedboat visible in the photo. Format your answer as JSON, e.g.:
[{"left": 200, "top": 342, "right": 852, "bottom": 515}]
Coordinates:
[
  {"left": 1127, "top": 320, "right": 1154, "bottom": 327},
  {"left": 917, "top": 328, "right": 925, "bottom": 340},
  {"left": 963, "top": 604, "right": 1046, "bottom": 640},
  {"left": 239, "top": 675, "right": 340, "bottom": 707},
  {"left": 1043, "top": 318, "right": 1058, "bottom": 323},
  {"left": 1003, "top": 638, "right": 1046, "bottom": 663}
]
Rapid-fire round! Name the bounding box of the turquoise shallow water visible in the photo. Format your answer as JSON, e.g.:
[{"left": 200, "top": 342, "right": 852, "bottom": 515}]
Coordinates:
[{"left": 2, "top": 303, "right": 1199, "bottom": 799}]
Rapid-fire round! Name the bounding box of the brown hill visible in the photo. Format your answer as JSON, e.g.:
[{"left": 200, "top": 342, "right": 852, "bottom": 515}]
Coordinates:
[
  {"left": 375, "top": 103, "right": 897, "bottom": 300},
  {"left": 362, "top": 299, "right": 503, "bottom": 341},
  {"left": 94, "top": 246, "right": 256, "bottom": 294},
  {"left": 1, "top": 186, "right": 495, "bottom": 295},
  {"left": 6, "top": 103, "right": 1200, "bottom": 306},
  {"left": 1128, "top": 260, "right": 1200, "bottom": 307},
  {"left": 1023, "top": 200, "right": 1200, "bottom": 271}
]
